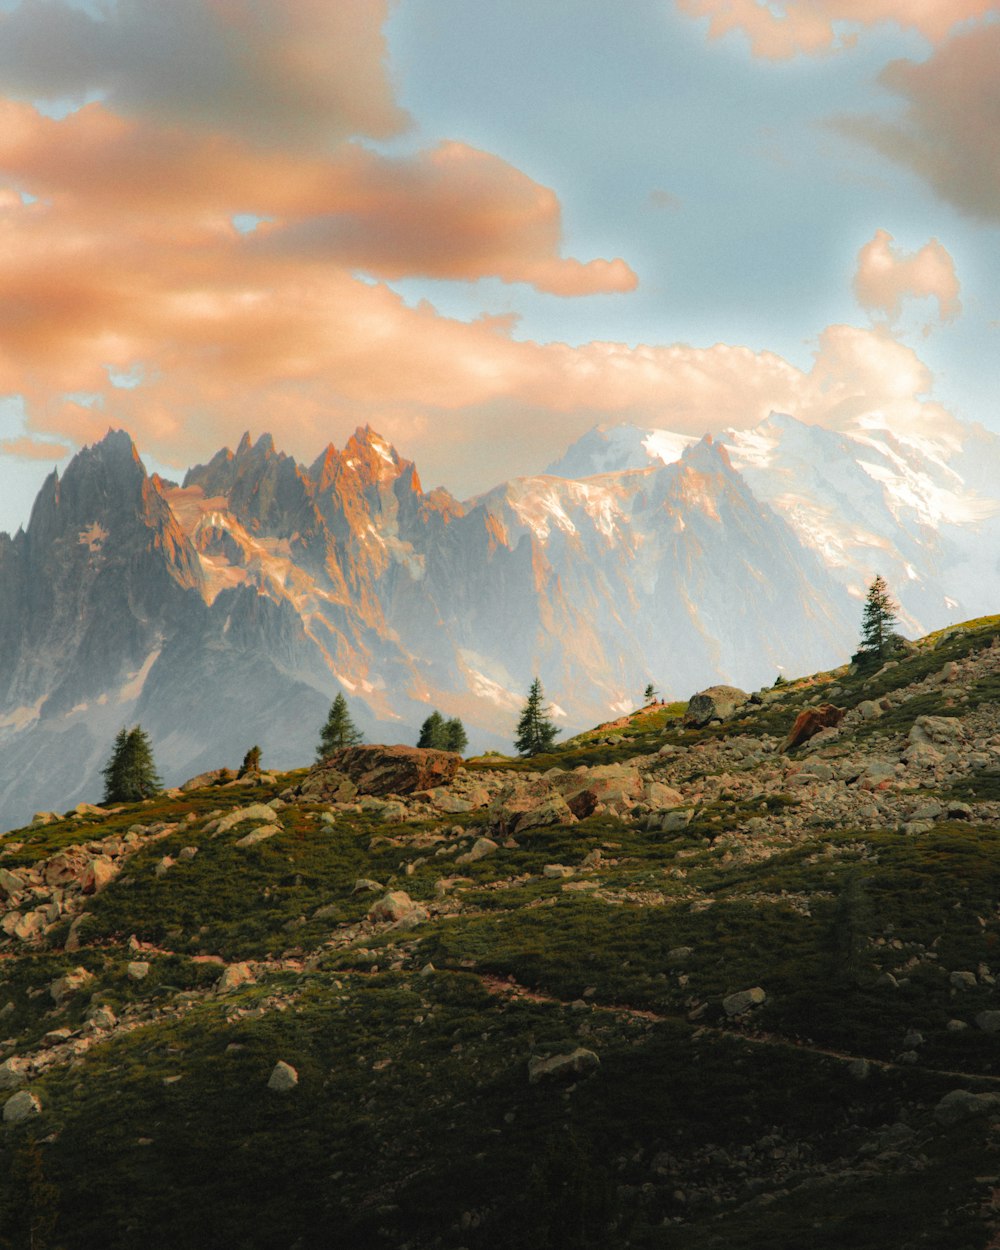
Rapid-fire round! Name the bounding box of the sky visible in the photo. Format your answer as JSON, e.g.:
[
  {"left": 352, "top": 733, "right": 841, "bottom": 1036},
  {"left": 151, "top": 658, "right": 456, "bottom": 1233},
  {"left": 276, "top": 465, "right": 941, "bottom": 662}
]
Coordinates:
[{"left": 0, "top": 0, "right": 999, "bottom": 533}]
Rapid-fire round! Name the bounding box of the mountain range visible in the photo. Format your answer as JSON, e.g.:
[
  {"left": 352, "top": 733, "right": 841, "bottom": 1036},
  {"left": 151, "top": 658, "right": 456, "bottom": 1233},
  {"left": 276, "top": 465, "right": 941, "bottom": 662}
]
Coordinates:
[{"left": 1, "top": 410, "right": 998, "bottom": 826}]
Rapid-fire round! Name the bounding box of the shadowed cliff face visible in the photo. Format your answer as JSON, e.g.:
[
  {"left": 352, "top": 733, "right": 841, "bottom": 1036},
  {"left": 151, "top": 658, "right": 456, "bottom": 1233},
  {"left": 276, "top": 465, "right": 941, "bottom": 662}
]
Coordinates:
[{"left": 0, "top": 424, "right": 864, "bottom": 827}]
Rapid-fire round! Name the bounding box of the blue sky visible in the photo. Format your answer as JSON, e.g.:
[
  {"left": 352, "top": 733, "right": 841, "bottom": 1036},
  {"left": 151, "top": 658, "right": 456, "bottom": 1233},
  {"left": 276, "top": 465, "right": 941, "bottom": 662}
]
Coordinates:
[{"left": 0, "top": 0, "right": 998, "bottom": 532}]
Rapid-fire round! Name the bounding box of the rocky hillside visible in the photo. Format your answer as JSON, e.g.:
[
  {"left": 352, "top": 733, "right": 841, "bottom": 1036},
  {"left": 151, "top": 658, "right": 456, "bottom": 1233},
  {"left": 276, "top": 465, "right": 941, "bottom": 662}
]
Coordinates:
[{"left": 1, "top": 618, "right": 1000, "bottom": 1247}]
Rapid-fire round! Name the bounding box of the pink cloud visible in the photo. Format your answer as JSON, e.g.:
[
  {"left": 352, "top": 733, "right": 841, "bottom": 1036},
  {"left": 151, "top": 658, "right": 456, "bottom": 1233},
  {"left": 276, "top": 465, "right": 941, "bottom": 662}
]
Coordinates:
[
  {"left": 0, "top": 435, "right": 69, "bottom": 461},
  {"left": 0, "top": 103, "right": 635, "bottom": 296},
  {"left": 837, "top": 25, "right": 1000, "bottom": 221},
  {"left": 853, "top": 229, "right": 961, "bottom": 323},
  {"left": 676, "top": 0, "right": 999, "bottom": 59}
]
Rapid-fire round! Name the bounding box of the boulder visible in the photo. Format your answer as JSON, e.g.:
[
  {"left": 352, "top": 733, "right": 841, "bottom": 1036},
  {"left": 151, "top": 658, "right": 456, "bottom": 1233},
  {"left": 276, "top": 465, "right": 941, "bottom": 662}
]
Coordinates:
[
  {"left": 2, "top": 1090, "right": 41, "bottom": 1123},
  {"left": 455, "top": 837, "right": 498, "bottom": 865},
  {"left": 0, "top": 1057, "right": 31, "bottom": 1090},
  {"left": 975, "top": 1010, "right": 1000, "bottom": 1034},
  {"left": 722, "top": 987, "right": 766, "bottom": 1016},
  {"left": 514, "top": 793, "right": 576, "bottom": 834},
  {"left": 234, "top": 824, "right": 281, "bottom": 848},
  {"left": 295, "top": 767, "right": 358, "bottom": 805},
  {"left": 909, "top": 716, "right": 965, "bottom": 748},
  {"left": 934, "top": 1089, "right": 1000, "bottom": 1126},
  {"left": 305, "top": 745, "right": 461, "bottom": 798},
  {"left": 80, "top": 855, "right": 118, "bottom": 895},
  {"left": 368, "top": 891, "right": 429, "bottom": 925},
  {"left": 558, "top": 765, "right": 643, "bottom": 817},
  {"left": 683, "top": 686, "right": 748, "bottom": 728},
  {"left": 179, "top": 768, "right": 229, "bottom": 792},
  {"left": 528, "top": 1048, "right": 600, "bottom": 1084},
  {"left": 50, "top": 967, "right": 95, "bottom": 1005},
  {"left": 213, "top": 804, "right": 280, "bottom": 837},
  {"left": 127, "top": 961, "right": 150, "bottom": 981},
  {"left": 217, "top": 963, "right": 255, "bottom": 993},
  {"left": 783, "top": 704, "right": 845, "bottom": 751},
  {"left": 267, "top": 1061, "right": 298, "bottom": 1092}
]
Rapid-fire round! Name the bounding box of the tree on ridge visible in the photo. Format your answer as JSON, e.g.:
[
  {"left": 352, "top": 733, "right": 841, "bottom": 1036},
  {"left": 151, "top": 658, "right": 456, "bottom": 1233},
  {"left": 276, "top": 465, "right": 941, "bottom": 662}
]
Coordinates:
[{"left": 514, "top": 678, "right": 560, "bottom": 757}]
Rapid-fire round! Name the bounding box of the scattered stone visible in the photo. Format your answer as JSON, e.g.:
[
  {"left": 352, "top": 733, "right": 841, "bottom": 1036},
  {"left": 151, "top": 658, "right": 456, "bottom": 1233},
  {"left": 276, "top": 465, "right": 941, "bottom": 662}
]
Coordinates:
[
  {"left": 368, "top": 891, "right": 429, "bottom": 925},
  {"left": 50, "top": 967, "right": 95, "bottom": 1004},
  {"left": 154, "top": 856, "right": 175, "bottom": 877},
  {"left": 950, "top": 970, "right": 977, "bottom": 990},
  {"left": 722, "top": 987, "right": 766, "bottom": 1016},
  {"left": 80, "top": 856, "right": 118, "bottom": 895},
  {"left": 217, "top": 963, "right": 255, "bottom": 993},
  {"left": 528, "top": 1048, "right": 600, "bottom": 1084},
  {"left": 235, "top": 824, "right": 281, "bottom": 848},
  {"left": 213, "top": 804, "right": 281, "bottom": 838},
  {"left": 3, "top": 1090, "right": 41, "bottom": 1123},
  {"left": 127, "top": 961, "right": 150, "bottom": 981},
  {"left": 0, "top": 1058, "right": 31, "bottom": 1090},
  {"left": 660, "top": 809, "right": 694, "bottom": 833},
  {"left": 456, "top": 837, "right": 498, "bottom": 865},
  {"left": 934, "top": 1089, "right": 1000, "bottom": 1126},
  {"left": 267, "top": 1061, "right": 298, "bottom": 1092},
  {"left": 975, "top": 1010, "right": 1000, "bottom": 1034},
  {"left": 543, "top": 864, "right": 574, "bottom": 879},
  {"left": 683, "top": 686, "right": 748, "bottom": 728},
  {"left": 782, "top": 704, "right": 845, "bottom": 751}
]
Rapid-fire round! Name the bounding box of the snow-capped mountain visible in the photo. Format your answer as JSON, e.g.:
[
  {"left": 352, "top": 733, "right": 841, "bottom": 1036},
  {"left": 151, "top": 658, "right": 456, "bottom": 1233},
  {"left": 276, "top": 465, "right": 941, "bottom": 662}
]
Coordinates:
[
  {"left": 1, "top": 409, "right": 995, "bottom": 827},
  {"left": 548, "top": 412, "right": 1000, "bottom": 632}
]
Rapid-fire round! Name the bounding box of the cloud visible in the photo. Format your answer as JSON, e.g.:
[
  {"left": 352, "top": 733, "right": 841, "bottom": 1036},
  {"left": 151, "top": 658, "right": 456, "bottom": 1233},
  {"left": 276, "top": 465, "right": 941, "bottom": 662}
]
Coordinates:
[
  {"left": 0, "top": 102, "right": 635, "bottom": 295},
  {"left": 0, "top": 0, "right": 408, "bottom": 148},
  {"left": 853, "top": 229, "right": 961, "bottom": 323},
  {"left": 837, "top": 25, "right": 1000, "bottom": 221},
  {"left": 0, "top": 435, "right": 69, "bottom": 460},
  {"left": 676, "top": 0, "right": 999, "bottom": 59}
]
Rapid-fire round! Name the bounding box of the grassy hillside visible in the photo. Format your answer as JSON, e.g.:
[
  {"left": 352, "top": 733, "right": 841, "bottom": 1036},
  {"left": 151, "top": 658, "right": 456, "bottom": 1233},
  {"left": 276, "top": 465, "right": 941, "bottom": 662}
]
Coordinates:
[{"left": 2, "top": 618, "right": 1000, "bottom": 1247}]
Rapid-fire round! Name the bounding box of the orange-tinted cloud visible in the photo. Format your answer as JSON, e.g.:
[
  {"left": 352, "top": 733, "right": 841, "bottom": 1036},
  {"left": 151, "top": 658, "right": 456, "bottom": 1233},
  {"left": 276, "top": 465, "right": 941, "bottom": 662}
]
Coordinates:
[
  {"left": 853, "top": 229, "right": 961, "bottom": 323},
  {"left": 0, "top": 102, "right": 635, "bottom": 295},
  {"left": 676, "top": 0, "right": 999, "bottom": 59},
  {"left": 0, "top": 435, "right": 69, "bottom": 461},
  {"left": 0, "top": 0, "right": 407, "bottom": 148},
  {"left": 838, "top": 25, "right": 1000, "bottom": 221}
]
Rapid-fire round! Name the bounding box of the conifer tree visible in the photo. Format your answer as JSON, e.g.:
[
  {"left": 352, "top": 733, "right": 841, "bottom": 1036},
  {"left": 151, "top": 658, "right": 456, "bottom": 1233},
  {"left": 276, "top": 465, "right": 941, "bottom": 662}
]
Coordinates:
[
  {"left": 316, "top": 693, "right": 363, "bottom": 760},
  {"left": 644, "top": 682, "right": 657, "bottom": 702},
  {"left": 417, "top": 710, "right": 446, "bottom": 749},
  {"left": 238, "top": 745, "right": 262, "bottom": 777},
  {"left": 102, "top": 726, "right": 161, "bottom": 803},
  {"left": 514, "top": 678, "right": 560, "bottom": 756},
  {"left": 443, "top": 717, "right": 468, "bottom": 754},
  {"left": 857, "top": 574, "right": 899, "bottom": 664}
]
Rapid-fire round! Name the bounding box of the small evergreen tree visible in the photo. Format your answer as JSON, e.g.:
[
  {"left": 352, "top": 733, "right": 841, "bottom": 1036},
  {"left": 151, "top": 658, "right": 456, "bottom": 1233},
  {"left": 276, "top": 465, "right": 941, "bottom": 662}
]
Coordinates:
[
  {"left": 856, "top": 574, "right": 900, "bottom": 664},
  {"left": 102, "top": 726, "right": 161, "bottom": 803},
  {"left": 316, "top": 693, "right": 363, "bottom": 760},
  {"left": 443, "top": 717, "right": 468, "bottom": 754},
  {"left": 417, "top": 710, "right": 446, "bottom": 749},
  {"left": 238, "top": 745, "right": 262, "bottom": 777},
  {"left": 643, "top": 682, "right": 657, "bottom": 702},
  {"left": 514, "top": 678, "right": 560, "bottom": 757}
]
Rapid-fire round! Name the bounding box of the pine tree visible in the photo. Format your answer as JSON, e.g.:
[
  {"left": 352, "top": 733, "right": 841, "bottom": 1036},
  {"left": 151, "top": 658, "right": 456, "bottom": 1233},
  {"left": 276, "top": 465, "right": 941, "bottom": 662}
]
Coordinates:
[
  {"left": 443, "top": 717, "right": 468, "bottom": 754},
  {"left": 417, "top": 710, "right": 446, "bottom": 749},
  {"left": 102, "top": 726, "right": 161, "bottom": 803},
  {"left": 643, "top": 682, "right": 657, "bottom": 702},
  {"left": 857, "top": 574, "right": 900, "bottom": 664},
  {"left": 316, "top": 693, "right": 363, "bottom": 760},
  {"left": 514, "top": 678, "right": 560, "bottom": 757},
  {"left": 238, "top": 745, "right": 262, "bottom": 777}
]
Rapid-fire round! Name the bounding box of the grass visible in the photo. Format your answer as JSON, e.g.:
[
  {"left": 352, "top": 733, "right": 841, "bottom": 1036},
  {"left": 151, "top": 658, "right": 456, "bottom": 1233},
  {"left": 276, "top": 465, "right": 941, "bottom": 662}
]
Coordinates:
[{"left": 3, "top": 623, "right": 1000, "bottom": 1247}]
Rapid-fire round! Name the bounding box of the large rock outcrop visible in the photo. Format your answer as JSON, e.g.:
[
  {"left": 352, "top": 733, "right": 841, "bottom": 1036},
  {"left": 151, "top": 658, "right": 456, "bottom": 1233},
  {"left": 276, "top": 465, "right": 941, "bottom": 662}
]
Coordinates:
[{"left": 306, "top": 745, "right": 461, "bottom": 797}]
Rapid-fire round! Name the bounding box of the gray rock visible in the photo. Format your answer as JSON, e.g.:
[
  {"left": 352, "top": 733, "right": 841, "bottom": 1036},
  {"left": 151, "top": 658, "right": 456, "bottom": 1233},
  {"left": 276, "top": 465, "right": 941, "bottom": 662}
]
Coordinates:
[
  {"left": 50, "top": 967, "right": 95, "bottom": 1004},
  {"left": 217, "top": 962, "right": 255, "bottom": 993},
  {"left": 2, "top": 1090, "right": 41, "bottom": 1123},
  {"left": 950, "top": 970, "right": 977, "bottom": 990},
  {"left": 975, "top": 1010, "right": 1000, "bottom": 1034},
  {"left": 683, "top": 686, "right": 748, "bottom": 728},
  {"left": 934, "top": 1088, "right": 1000, "bottom": 1125},
  {"left": 661, "top": 809, "right": 695, "bottom": 833},
  {"left": 722, "top": 987, "right": 766, "bottom": 1016},
  {"left": 528, "top": 1048, "right": 600, "bottom": 1084},
  {"left": 0, "top": 1058, "right": 31, "bottom": 1090},
  {"left": 455, "top": 837, "right": 499, "bottom": 865},
  {"left": 127, "top": 961, "right": 150, "bottom": 981},
  {"left": 234, "top": 824, "right": 281, "bottom": 848},
  {"left": 368, "top": 891, "right": 429, "bottom": 925},
  {"left": 267, "top": 1060, "right": 298, "bottom": 1092}
]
